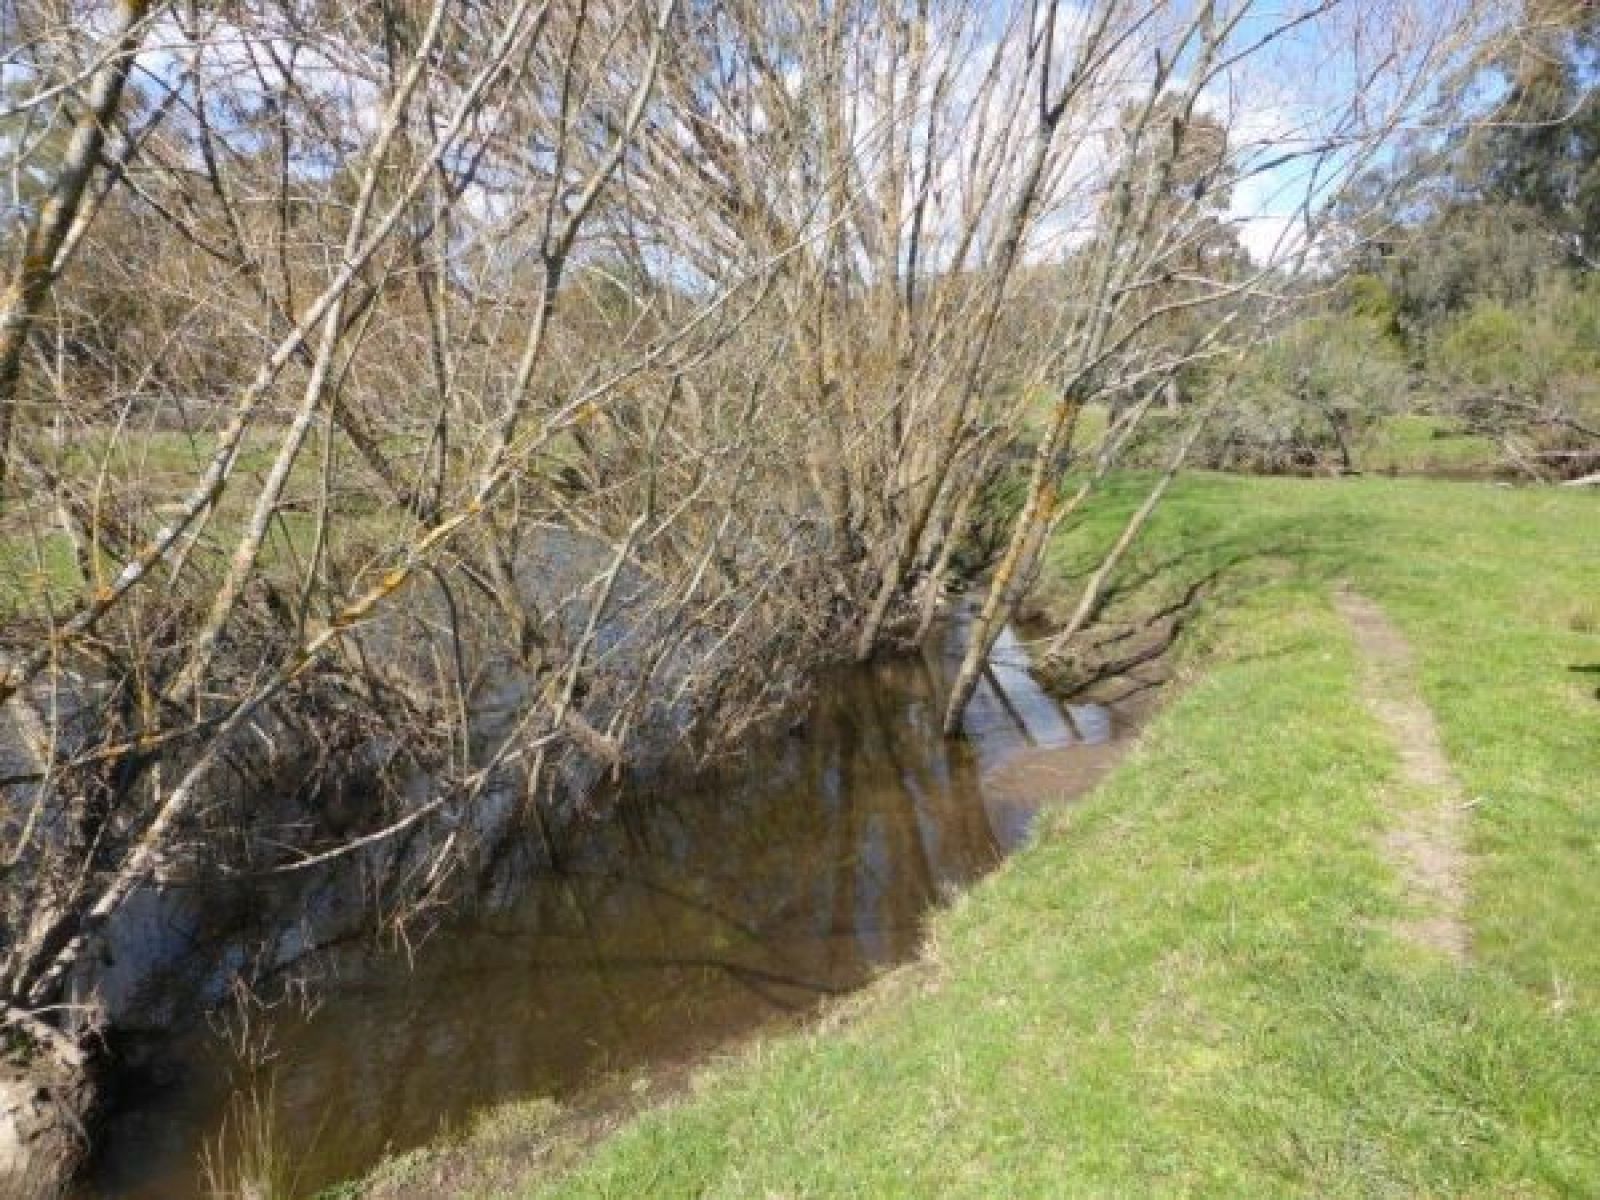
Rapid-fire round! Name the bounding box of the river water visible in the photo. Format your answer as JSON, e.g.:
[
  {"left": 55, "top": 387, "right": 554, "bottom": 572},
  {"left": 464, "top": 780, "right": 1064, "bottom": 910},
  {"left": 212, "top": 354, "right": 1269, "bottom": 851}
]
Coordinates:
[{"left": 85, "top": 614, "right": 1141, "bottom": 1198}]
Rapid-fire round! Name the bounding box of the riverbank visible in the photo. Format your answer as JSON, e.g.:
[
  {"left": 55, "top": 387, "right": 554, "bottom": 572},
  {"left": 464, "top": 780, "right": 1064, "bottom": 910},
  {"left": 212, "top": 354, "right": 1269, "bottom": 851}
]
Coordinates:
[{"left": 354, "top": 472, "right": 1598, "bottom": 1197}]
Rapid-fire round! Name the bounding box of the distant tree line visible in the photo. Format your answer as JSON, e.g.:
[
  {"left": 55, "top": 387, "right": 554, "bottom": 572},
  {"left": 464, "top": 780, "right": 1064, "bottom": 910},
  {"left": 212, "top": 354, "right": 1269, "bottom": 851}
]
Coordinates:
[{"left": 1202, "top": 0, "right": 1600, "bottom": 478}]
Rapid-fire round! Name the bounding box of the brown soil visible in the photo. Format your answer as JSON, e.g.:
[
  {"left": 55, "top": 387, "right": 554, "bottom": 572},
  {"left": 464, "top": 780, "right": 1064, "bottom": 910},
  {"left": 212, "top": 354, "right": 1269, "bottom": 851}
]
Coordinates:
[{"left": 1334, "top": 588, "right": 1470, "bottom": 962}]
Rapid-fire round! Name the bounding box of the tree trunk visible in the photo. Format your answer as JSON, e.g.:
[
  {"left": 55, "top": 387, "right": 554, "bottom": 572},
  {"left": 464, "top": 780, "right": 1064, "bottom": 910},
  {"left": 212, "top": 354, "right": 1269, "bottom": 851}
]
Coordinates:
[
  {"left": 940, "top": 397, "right": 1079, "bottom": 734},
  {"left": 913, "top": 447, "right": 990, "bottom": 644}
]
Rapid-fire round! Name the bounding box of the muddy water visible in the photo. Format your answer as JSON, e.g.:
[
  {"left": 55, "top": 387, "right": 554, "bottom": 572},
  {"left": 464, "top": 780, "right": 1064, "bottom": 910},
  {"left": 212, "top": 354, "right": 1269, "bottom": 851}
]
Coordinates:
[{"left": 86, "top": 617, "right": 1141, "bottom": 1198}]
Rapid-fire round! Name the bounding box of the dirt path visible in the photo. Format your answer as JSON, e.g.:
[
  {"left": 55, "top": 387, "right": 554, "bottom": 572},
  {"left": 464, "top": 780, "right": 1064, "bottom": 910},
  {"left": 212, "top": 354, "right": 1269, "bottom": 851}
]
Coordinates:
[{"left": 1334, "top": 588, "right": 1470, "bottom": 962}]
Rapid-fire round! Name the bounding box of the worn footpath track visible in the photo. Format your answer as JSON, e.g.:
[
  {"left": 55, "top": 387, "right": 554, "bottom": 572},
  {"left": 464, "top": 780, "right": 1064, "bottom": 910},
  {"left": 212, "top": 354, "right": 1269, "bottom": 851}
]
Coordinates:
[{"left": 1335, "top": 587, "right": 1470, "bottom": 962}]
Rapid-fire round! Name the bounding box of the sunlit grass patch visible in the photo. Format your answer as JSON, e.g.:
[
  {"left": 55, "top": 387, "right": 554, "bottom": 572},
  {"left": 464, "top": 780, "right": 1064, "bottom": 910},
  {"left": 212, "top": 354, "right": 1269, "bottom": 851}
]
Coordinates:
[{"left": 1356, "top": 413, "right": 1500, "bottom": 476}]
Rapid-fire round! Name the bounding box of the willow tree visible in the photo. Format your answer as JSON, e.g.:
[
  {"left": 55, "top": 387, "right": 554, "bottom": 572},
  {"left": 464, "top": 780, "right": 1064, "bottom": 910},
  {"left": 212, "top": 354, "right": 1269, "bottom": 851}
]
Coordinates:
[{"left": 940, "top": 0, "right": 1506, "bottom": 733}]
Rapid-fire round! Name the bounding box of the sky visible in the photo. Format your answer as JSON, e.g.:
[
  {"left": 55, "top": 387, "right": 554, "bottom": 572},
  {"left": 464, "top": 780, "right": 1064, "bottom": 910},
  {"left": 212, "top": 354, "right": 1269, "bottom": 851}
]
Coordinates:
[{"left": 1, "top": 0, "right": 1507, "bottom": 272}]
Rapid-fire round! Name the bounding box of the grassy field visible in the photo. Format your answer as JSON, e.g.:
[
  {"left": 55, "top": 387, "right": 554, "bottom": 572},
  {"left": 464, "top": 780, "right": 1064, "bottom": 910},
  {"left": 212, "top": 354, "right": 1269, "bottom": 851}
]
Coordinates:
[
  {"left": 1, "top": 410, "right": 1500, "bottom": 621},
  {"left": 1354, "top": 414, "right": 1500, "bottom": 477},
  {"left": 0, "top": 428, "right": 419, "bottom": 620},
  {"left": 0, "top": 425, "right": 605, "bottom": 622},
  {"left": 1067, "top": 403, "right": 1501, "bottom": 477},
  {"left": 458, "top": 473, "right": 1598, "bottom": 1198}
]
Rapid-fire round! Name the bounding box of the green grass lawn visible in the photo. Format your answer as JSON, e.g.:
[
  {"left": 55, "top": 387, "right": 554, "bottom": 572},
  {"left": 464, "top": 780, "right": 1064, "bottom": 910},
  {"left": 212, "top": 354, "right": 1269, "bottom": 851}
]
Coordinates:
[
  {"left": 1355, "top": 414, "right": 1501, "bottom": 477},
  {"left": 0, "top": 427, "right": 432, "bottom": 620},
  {"left": 0, "top": 424, "right": 600, "bottom": 621},
  {"left": 503, "top": 474, "right": 1599, "bottom": 1198}
]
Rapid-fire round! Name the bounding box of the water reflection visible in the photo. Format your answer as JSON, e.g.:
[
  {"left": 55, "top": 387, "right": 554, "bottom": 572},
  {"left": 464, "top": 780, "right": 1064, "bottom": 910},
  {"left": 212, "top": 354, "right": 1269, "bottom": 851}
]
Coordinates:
[{"left": 89, "top": 621, "right": 1129, "bottom": 1198}]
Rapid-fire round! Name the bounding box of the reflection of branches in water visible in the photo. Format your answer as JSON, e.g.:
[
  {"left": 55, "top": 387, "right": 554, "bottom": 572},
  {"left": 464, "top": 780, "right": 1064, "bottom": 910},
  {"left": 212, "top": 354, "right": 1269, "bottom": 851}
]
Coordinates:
[
  {"left": 1060, "top": 705, "right": 1086, "bottom": 742},
  {"left": 462, "top": 918, "right": 937, "bottom": 952},
  {"left": 859, "top": 678, "right": 941, "bottom": 917},
  {"left": 911, "top": 644, "right": 1006, "bottom": 867},
  {"left": 604, "top": 743, "right": 840, "bottom": 870},
  {"left": 979, "top": 662, "right": 1037, "bottom": 746},
  {"left": 419, "top": 947, "right": 859, "bottom": 1008},
  {"left": 541, "top": 867, "right": 775, "bottom": 946}
]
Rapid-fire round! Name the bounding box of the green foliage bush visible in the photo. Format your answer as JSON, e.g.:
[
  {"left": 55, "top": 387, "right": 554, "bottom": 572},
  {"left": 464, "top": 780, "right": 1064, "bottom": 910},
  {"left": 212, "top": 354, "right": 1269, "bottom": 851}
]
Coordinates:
[
  {"left": 1432, "top": 302, "right": 1531, "bottom": 389},
  {"left": 1426, "top": 276, "right": 1600, "bottom": 474},
  {"left": 1198, "top": 311, "right": 1408, "bottom": 473},
  {"left": 1343, "top": 273, "right": 1404, "bottom": 343},
  {"left": 1383, "top": 206, "right": 1563, "bottom": 340},
  {"left": 1185, "top": 275, "right": 1600, "bottom": 481},
  {"left": 1431, "top": 277, "right": 1600, "bottom": 387}
]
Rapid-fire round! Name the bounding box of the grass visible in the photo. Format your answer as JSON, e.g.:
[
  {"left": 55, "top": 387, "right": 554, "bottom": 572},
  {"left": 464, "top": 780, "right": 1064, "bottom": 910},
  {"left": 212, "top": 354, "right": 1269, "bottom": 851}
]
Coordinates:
[
  {"left": 0, "top": 427, "right": 421, "bottom": 621},
  {"left": 477, "top": 473, "right": 1600, "bottom": 1198},
  {"left": 330, "top": 1100, "right": 567, "bottom": 1200},
  {"left": 0, "top": 423, "right": 604, "bottom": 622},
  {"left": 1355, "top": 414, "right": 1500, "bottom": 476}
]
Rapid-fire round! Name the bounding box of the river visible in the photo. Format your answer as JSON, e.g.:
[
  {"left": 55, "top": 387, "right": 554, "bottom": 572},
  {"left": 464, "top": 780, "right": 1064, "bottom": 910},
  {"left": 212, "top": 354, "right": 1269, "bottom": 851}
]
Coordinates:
[{"left": 84, "top": 610, "right": 1144, "bottom": 1198}]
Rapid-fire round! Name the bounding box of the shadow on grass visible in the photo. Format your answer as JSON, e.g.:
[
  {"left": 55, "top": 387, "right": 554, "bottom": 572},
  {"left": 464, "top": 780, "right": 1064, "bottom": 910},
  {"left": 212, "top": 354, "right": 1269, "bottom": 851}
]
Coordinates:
[{"left": 1036, "top": 493, "right": 1393, "bottom": 698}]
